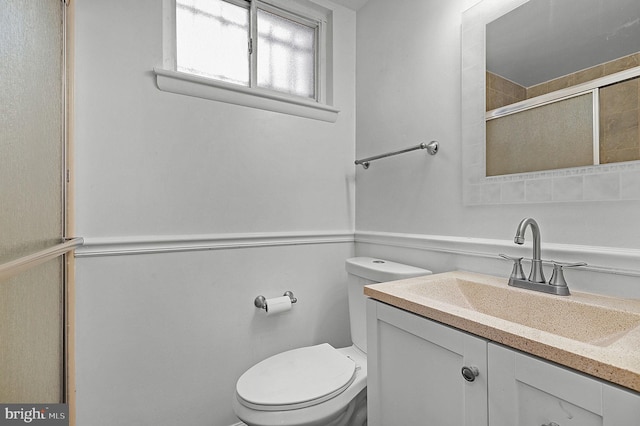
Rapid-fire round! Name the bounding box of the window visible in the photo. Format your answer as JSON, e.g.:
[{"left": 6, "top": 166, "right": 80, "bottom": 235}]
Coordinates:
[
  {"left": 171, "top": 0, "right": 327, "bottom": 103},
  {"left": 176, "top": 0, "right": 318, "bottom": 99},
  {"left": 256, "top": 7, "right": 316, "bottom": 99},
  {"left": 176, "top": 0, "right": 251, "bottom": 87},
  {"left": 157, "top": 0, "right": 337, "bottom": 120}
]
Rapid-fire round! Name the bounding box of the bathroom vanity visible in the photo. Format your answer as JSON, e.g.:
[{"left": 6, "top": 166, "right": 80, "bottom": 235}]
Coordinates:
[{"left": 365, "top": 272, "right": 640, "bottom": 425}]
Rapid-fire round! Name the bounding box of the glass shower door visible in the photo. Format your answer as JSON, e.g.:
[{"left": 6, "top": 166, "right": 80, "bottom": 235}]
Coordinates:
[{"left": 0, "top": 0, "right": 67, "bottom": 403}]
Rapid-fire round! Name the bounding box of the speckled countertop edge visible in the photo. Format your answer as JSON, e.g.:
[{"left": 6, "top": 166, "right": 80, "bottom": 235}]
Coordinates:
[{"left": 364, "top": 271, "right": 640, "bottom": 393}]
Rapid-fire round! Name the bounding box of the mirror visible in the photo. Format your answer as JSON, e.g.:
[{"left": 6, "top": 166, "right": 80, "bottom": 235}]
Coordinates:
[
  {"left": 486, "top": 0, "right": 640, "bottom": 109},
  {"left": 461, "top": 0, "right": 640, "bottom": 204},
  {"left": 485, "top": 0, "right": 640, "bottom": 177}
]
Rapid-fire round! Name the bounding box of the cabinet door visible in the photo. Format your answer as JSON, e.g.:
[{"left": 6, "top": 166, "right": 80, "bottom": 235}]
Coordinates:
[
  {"left": 367, "top": 299, "right": 488, "bottom": 426},
  {"left": 488, "top": 343, "right": 640, "bottom": 426}
]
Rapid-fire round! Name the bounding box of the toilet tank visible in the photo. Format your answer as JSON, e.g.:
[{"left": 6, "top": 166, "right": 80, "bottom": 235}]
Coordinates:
[{"left": 345, "top": 257, "right": 431, "bottom": 353}]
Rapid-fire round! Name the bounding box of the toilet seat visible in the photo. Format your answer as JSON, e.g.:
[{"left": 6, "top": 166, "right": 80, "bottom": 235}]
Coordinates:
[{"left": 236, "top": 343, "right": 357, "bottom": 411}]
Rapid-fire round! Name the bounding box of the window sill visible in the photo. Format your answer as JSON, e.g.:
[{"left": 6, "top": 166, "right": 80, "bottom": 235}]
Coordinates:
[{"left": 153, "top": 68, "right": 339, "bottom": 122}]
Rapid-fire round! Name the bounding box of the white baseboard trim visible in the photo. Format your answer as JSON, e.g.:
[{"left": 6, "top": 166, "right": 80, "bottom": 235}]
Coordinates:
[
  {"left": 75, "top": 231, "right": 354, "bottom": 258},
  {"left": 355, "top": 231, "right": 640, "bottom": 277}
]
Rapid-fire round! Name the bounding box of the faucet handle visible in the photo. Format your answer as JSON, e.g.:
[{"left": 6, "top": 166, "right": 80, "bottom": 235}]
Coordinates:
[
  {"left": 499, "top": 254, "right": 527, "bottom": 280},
  {"left": 549, "top": 261, "right": 587, "bottom": 288}
]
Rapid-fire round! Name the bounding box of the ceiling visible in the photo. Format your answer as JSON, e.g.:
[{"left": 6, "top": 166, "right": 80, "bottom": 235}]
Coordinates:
[
  {"left": 486, "top": 0, "right": 640, "bottom": 87},
  {"left": 330, "top": 0, "right": 369, "bottom": 11}
]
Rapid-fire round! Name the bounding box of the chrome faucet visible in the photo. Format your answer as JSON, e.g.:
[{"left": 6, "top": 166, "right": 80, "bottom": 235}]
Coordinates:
[
  {"left": 500, "top": 218, "right": 586, "bottom": 296},
  {"left": 514, "top": 218, "right": 545, "bottom": 283}
]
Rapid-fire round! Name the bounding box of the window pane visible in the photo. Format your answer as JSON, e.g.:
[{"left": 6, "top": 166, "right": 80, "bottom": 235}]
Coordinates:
[
  {"left": 257, "top": 8, "right": 316, "bottom": 99},
  {"left": 176, "top": 0, "right": 249, "bottom": 86}
]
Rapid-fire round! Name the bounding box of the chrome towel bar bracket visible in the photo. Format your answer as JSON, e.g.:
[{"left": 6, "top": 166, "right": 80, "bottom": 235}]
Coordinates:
[{"left": 355, "top": 140, "right": 438, "bottom": 169}]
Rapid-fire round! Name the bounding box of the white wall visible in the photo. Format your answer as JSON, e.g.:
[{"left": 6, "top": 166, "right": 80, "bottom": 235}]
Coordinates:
[
  {"left": 355, "top": 0, "right": 640, "bottom": 296},
  {"left": 74, "top": 1, "right": 356, "bottom": 237},
  {"left": 72, "top": 0, "right": 640, "bottom": 423},
  {"left": 75, "top": 244, "right": 352, "bottom": 425},
  {"left": 72, "top": 1, "right": 356, "bottom": 425}
]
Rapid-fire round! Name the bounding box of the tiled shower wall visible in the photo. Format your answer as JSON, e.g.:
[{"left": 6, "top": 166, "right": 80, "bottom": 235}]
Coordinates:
[
  {"left": 486, "top": 71, "right": 526, "bottom": 110},
  {"left": 599, "top": 77, "right": 640, "bottom": 164},
  {"left": 527, "top": 53, "right": 640, "bottom": 98}
]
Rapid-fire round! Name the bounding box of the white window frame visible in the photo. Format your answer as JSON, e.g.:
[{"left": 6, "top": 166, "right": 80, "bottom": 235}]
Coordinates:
[{"left": 155, "top": 0, "right": 339, "bottom": 122}]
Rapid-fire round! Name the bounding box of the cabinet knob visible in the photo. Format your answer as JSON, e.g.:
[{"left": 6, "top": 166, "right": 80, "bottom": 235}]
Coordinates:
[{"left": 461, "top": 366, "right": 479, "bottom": 382}]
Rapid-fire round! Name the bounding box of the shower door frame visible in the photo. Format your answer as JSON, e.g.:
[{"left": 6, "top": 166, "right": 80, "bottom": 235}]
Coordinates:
[{"left": 64, "top": 1, "right": 78, "bottom": 423}]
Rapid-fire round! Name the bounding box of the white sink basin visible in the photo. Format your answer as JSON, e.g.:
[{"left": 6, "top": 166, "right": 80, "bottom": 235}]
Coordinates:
[
  {"left": 401, "top": 275, "right": 640, "bottom": 346},
  {"left": 364, "top": 270, "right": 640, "bottom": 393}
]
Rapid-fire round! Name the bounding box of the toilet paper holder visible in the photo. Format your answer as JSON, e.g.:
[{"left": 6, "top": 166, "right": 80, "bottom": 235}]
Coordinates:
[{"left": 254, "top": 291, "right": 297, "bottom": 310}]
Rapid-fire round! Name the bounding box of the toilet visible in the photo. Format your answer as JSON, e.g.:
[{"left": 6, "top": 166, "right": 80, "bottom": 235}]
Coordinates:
[{"left": 232, "top": 257, "right": 432, "bottom": 426}]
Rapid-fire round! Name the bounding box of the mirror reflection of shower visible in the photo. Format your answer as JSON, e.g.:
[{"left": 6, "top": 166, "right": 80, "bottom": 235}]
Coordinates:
[{"left": 485, "top": 0, "right": 640, "bottom": 175}]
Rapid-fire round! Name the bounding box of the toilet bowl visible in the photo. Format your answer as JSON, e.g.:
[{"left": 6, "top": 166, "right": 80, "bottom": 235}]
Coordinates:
[{"left": 232, "top": 257, "right": 431, "bottom": 426}]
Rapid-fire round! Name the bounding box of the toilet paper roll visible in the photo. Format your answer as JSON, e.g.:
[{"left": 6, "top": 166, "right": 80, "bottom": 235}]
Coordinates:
[{"left": 265, "top": 295, "right": 292, "bottom": 316}]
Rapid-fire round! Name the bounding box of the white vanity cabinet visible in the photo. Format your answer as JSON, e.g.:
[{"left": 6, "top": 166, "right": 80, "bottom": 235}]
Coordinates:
[
  {"left": 489, "top": 343, "right": 640, "bottom": 426},
  {"left": 367, "top": 299, "right": 640, "bottom": 426},
  {"left": 366, "top": 299, "right": 488, "bottom": 426}
]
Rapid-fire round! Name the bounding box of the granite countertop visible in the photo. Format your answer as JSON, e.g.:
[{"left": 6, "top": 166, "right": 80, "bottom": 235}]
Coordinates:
[{"left": 364, "top": 271, "right": 640, "bottom": 393}]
